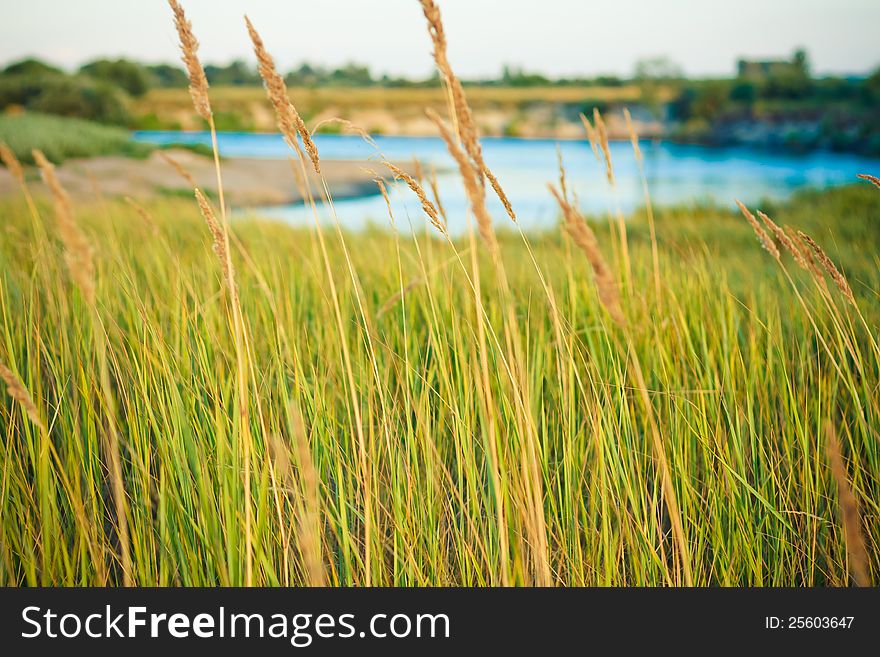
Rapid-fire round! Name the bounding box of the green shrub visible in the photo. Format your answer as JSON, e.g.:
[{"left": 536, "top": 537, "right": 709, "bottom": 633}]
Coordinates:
[
  {"left": 80, "top": 58, "right": 152, "bottom": 97},
  {"left": 0, "top": 73, "right": 132, "bottom": 125},
  {"left": 2, "top": 58, "right": 63, "bottom": 77}
]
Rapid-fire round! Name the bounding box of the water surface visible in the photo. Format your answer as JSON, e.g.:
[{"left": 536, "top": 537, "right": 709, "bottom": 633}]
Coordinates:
[{"left": 135, "top": 130, "right": 880, "bottom": 233}]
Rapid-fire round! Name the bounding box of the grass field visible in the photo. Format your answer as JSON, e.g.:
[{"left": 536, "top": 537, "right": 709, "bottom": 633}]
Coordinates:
[
  {"left": 0, "top": 0, "right": 877, "bottom": 588},
  {"left": 0, "top": 179, "right": 878, "bottom": 585}
]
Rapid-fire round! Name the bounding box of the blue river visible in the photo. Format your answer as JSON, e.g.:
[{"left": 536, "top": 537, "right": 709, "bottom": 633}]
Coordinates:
[{"left": 134, "top": 130, "right": 880, "bottom": 233}]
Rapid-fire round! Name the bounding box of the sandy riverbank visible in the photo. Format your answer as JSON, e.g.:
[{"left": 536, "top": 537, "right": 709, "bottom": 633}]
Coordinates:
[{"left": 0, "top": 148, "right": 400, "bottom": 206}]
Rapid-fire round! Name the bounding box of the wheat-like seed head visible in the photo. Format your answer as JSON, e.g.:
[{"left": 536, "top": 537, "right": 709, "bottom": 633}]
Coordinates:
[
  {"left": 796, "top": 230, "right": 855, "bottom": 305},
  {"left": 419, "top": 0, "right": 484, "bottom": 172},
  {"left": 383, "top": 161, "right": 445, "bottom": 235},
  {"left": 411, "top": 157, "right": 425, "bottom": 184},
  {"left": 579, "top": 113, "right": 602, "bottom": 163},
  {"left": 556, "top": 145, "right": 569, "bottom": 201},
  {"left": 0, "top": 141, "right": 24, "bottom": 185},
  {"left": 785, "top": 225, "right": 823, "bottom": 278},
  {"left": 167, "top": 0, "right": 211, "bottom": 121},
  {"left": 735, "top": 200, "right": 779, "bottom": 260},
  {"left": 623, "top": 108, "right": 643, "bottom": 163},
  {"left": 374, "top": 177, "right": 394, "bottom": 221},
  {"left": 427, "top": 164, "right": 448, "bottom": 227},
  {"left": 549, "top": 184, "right": 625, "bottom": 326},
  {"left": 425, "top": 108, "right": 497, "bottom": 251},
  {"left": 856, "top": 173, "right": 880, "bottom": 189},
  {"left": 593, "top": 108, "right": 615, "bottom": 186},
  {"left": 245, "top": 16, "right": 320, "bottom": 175},
  {"left": 311, "top": 118, "right": 377, "bottom": 151},
  {"left": 158, "top": 151, "right": 198, "bottom": 188},
  {"left": 0, "top": 361, "right": 47, "bottom": 435},
  {"left": 124, "top": 197, "right": 160, "bottom": 236},
  {"left": 757, "top": 211, "right": 808, "bottom": 270},
  {"left": 483, "top": 164, "right": 516, "bottom": 224},
  {"left": 194, "top": 188, "right": 235, "bottom": 292},
  {"left": 33, "top": 149, "right": 96, "bottom": 306},
  {"left": 825, "top": 422, "right": 871, "bottom": 586}
]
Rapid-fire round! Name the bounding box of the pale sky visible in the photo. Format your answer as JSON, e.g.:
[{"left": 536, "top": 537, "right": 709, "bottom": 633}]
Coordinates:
[{"left": 1, "top": 0, "right": 878, "bottom": 78}]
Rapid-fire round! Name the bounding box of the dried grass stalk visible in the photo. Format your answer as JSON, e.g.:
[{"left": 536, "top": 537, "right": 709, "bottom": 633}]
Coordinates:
[
  {"left": 579, "top": 113, "right": 601, "bottom": 162},
  {"left": 825, "top": 422, "right": 871, "bottom": 586},
  {"left": 311, "top": 117, "right": 377, "bottom": 150},
  {"left": 124, "top": 197, "right": 160, "bottom": 236},
  {"left": 246, "top": 16, "right": 320, "bottom": 174},
  {"left": 419, "top": 0, "right": 483, "bottom": 171},
  {"left": 425, "top": 109, "right": 496, "bottom": 251},
  {"left": 785, "top": 226, "right": 823, "bottom": 278},
  {"left": 427, "top": 164, "right": 448, "bottom": 226},
  {"left": 549, "top": 184, "right": 625, "bottom": 326},
  {"left": 593, "top": 108, "right": 615, "bottom": 186},
  {"left": 757, "top": 211, "right": 808, "bottom": 270},
  {"left": 623, "top": 108, "right": 643, "bottom": 163},
  {"left": 268, "top": 405, "right": 326, "bottom": 587},
  {"left": 167, "top": 0, "right": 211, "bottom": 121},
  {"left": 797, "top": 230, "right": 855, "bottom": 305},
  {"left": 419, "top": 2, "right": 518, "bottom": 248},
  {"left": 33, "top": 149, "right": 96, "bottom": 305},
  {"left": 411, "top": 157, "right": 425, "bottom": 184},
  {"left": 383, "top": 161, "right": 445, "bottom": 235},
  {"left": 158, "top": 151, "right": 197, "bottom": 188},
  {"left": 377, "top": 279, "right": 422, "bottom": 320},
  {"left": 856, "top": 173, "right": 880, "bottom": 189},
  {"left": 195, "top": 189, "right": 235, "bottom": 293},
  {"left": 0, "top": 361, "right": 47, "bottom": 435},
  {"left": 556, "top": 145, "right": 568, "bottom": 200},
  {"left": 0, "top": 141, "right": 24, "bottom": 185},
  {"left": 735, "top": 200, "right": 779, "bottom": 260},
  {"left": 484, "top": 164, "right": 516, "bottom": 223}
]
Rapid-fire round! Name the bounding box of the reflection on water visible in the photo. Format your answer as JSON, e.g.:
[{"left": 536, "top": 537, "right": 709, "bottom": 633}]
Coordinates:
[{"left": 134, "top": 130, "right": 880, "bottom": 234}]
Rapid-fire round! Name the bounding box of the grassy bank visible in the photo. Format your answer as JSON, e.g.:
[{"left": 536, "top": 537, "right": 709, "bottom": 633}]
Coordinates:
[
  {"left": 0, "top": 112, "right": 153, "bottom": 164},
  {"left": 0, "top": 181, "right": 877, "bottom": 585},
  {"left": 0, "top": 112, "right": 217, "bottom": 166}
]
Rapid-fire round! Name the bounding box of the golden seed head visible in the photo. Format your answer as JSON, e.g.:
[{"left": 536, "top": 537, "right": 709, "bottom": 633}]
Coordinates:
[
  {"left": 383, "top": 161, "right": 445, "bottom": 236},
  {"left": 623, "top": 108, "right": 643, "bottom": 163},
  {"left": 797, "top": 230, "right": 855, "bottom": 305},
  {"left": 426, "top": 108, "right": 497, "bottom": 251},
  {"left": 592, "top": 108, "right": 615, "bottom": 186},
  {"left": 856, "top": 173, "right": 880, "bottom": 189},
  {"left": 158, "top": 151, "right": 198, "bottom": 188},
  {"left": 0, "top": 361, "right": 47, "bottom": 435},
  {"left": 246, "top": 16, "right": 321, "bottom": 174},
  {"left": 167, "top": 0, "right": 212, "bottom": 121},
  {"left": 549, "top": 184, "right": 625, "bottom": 327},
  {"left": 757, "top": 211, "right": 808, "bottom": 270},
  {"left": 0, "top": 141, "right": 24, "bottom": 185},
  {"left": 33, "top": 149, "right": 96, "bottom": 306},
  {"left": 735, "top": 200, "right": 779, "bottom": 260},
  {"left": 194, "top": 188, "right": 235, "bottom": 292}
]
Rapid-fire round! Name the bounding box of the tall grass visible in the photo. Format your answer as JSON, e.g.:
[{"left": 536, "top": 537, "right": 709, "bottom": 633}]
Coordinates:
[{"left": 0, "top": 0, "right": 878, "bottom": 587}]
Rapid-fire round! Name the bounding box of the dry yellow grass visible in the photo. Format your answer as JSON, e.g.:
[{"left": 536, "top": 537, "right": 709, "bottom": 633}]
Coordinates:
[
  {"left": 825, "top": 423, "right": 871, "bottom": 587},
  {"left": 32, "top": 149, "right": 96, "bottom": 306}
]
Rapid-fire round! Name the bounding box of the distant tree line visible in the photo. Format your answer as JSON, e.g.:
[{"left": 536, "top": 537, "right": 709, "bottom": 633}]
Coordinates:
[
  {"left": 1, "top": 52, "right": 878, "bottom": 154},
  {"left": 667, "top": 51, "right": 880, "bottom": 155}
]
